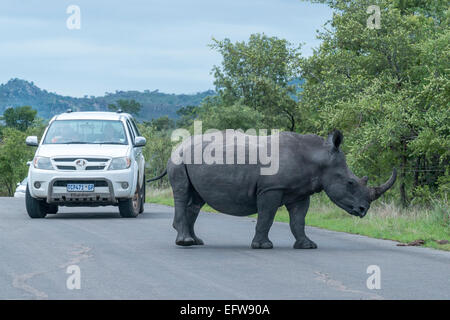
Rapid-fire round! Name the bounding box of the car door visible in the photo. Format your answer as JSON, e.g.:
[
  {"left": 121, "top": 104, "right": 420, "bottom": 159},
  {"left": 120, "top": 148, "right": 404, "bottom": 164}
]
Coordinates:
[{"left": 126, "top": 118, "right": 145, "bottom": 189}]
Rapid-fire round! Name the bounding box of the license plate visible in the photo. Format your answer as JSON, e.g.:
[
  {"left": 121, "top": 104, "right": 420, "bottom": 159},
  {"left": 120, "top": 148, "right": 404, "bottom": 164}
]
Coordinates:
[{"left": 67, "top": 184, "right": 95, "bottom": 192}]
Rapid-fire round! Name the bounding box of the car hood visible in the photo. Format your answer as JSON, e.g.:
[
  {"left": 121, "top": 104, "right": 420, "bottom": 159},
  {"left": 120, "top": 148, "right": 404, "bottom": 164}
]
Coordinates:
[{"left": 37, "top": 144, "right": 130, "bottom": 159}]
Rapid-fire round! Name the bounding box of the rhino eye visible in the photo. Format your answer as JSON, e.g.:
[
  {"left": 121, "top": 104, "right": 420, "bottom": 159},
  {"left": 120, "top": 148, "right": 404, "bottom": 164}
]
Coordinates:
[{"left": 348, "top": 180, "right": 355, "bottom": 186}]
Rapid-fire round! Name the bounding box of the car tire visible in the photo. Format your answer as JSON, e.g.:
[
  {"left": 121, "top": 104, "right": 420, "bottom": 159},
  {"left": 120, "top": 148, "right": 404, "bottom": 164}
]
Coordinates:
[
  {"left": 47, "top": 205, "right": 58, "bottom": 214},
  {"left": 25, "top": 186, "right": 47, "bottom": 219},
  {"left": 139, "top": 176, "right": 145, "bottom": 214},
  {"left": 118, "top": 181, "right": 141, "bottom": 218}
]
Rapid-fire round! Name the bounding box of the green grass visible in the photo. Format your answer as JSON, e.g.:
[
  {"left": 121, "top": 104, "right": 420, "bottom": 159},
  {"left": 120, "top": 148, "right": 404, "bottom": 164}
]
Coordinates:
[{"left": 146, "top": 188, "right": 450, "bottom": 251}]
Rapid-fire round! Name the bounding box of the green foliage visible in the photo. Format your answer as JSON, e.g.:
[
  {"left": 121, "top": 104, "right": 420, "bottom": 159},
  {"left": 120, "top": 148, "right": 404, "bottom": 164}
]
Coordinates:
[
  {"left": 299, "top": 0, "right": 449, "bottom": 206},
  {"left": 199, "top": 100, "right": 264, "bottom": 131},
  {"left": 0, "top": 128, "right": 34, "bottom": 196},
  {"left": 107, "top": 99, "right": 142, "bottom": 116},
  {"left": 437, "top": 169, "right": 450, "bottom": 200},
  {"left": 138, "top": 123, "right": 174, "bottom": 188},
  {"left": 0, "top": 106, "right": 47, "bottom": 196},
  {"left": 144, "top": 115, "right": 175, "bottom": 132},
  {"left": 1, "top": 106, "right": 37, "bottom": 131},
  {"left": 176, "top": 105, "right": 201, "bottom": 128},
  {"left": 208, "top": 34, "right": 302, "bottom": 131}
]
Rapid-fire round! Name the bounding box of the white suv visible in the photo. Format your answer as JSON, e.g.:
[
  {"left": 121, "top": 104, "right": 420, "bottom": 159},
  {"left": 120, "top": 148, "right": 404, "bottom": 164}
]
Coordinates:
[{"left": 25, "top": 111, "right": 146, "bottom": 218}]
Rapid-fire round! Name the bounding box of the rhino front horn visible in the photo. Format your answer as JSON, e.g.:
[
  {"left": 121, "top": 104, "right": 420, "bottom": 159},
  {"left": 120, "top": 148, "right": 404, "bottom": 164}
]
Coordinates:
[{"left": 369, "top": 168, "right": 397, "bottom": 201}]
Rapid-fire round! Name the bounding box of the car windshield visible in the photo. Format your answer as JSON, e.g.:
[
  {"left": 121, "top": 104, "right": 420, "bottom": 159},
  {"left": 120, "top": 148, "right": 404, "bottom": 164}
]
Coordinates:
[{"left": 43, "top": 120, "right": 128, "bottom": 145}]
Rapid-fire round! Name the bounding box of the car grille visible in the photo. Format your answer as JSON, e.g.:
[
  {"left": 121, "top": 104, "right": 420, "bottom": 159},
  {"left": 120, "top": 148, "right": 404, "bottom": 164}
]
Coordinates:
[
  {"left": 56, "top": 165, "right": 76, "bottom": 170},
  {"left": 53, "top": 180, "right": 109, "bottom": 187},
  {"left": 85, "top": 166, "right": 106, "bottom": 170},
  {"left": 56, "top": 165, "right": 107, "bottom": 170},
  {"left": 53, "top": 158, "right": 109, "bottom": 162},
  {"left": 52, "top": 157, "right": 110, "bottom": 171}
]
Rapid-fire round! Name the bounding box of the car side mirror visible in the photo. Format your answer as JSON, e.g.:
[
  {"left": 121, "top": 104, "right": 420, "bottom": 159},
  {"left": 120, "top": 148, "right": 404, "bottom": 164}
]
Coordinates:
[
  {"left": 134, "top": 136, "right": 146, "bottom": 147},
  {"left": 26, "top": 136, "right": 39, "bottom": 146}
]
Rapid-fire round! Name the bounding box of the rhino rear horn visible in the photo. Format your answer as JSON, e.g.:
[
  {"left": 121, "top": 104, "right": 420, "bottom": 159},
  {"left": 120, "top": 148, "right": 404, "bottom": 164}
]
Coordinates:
[{"left": 369, "top": 168, "right": 397, "bottom": 201}]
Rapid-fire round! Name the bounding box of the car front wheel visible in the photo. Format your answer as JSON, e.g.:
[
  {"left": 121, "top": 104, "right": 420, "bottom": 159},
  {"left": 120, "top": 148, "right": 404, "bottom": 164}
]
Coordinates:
[
  {"left": 25, "top": 186, "right": 48, "bottom": 219},
  {"left": 118, "top": 181, "right": 141, "bottom": 218}
]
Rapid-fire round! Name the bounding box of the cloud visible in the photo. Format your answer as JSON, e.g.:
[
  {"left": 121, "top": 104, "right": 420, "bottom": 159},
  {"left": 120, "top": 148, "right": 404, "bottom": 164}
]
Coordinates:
[{"left": 0, "top": 0, "right": 332, "bottom": 96}]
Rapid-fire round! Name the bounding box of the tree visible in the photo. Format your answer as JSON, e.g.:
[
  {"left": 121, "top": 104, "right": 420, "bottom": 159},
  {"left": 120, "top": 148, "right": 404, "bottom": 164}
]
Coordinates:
[
  {"left": 176, "top": 105, "right": 201, "bottom": 128},
  {"left": 0, "top": 128, "right": 34, "bottom": 196},
  {"left": 1, "top": 106, "right": 37, "bottom": 131},
  {"left": 138, "top": 123, "right": 174, "bottom": 188},
  {"left": 199, "top": 99, "right": 264, "bottom": 131},
  {"left": 107, "top": 99, "right": 142, "bottom": 116},
  {"left": 210, "top": 33, "right": 302, "bottom": 131},
  {"left": 300, "top": 0, "right": 449, "bottom": 205},
  {"left": 145, "top": 116, "right": 175, "bottom": 132}
]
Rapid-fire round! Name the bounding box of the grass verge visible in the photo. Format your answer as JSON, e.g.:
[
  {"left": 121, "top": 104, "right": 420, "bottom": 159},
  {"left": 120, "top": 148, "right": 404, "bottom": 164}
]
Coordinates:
[{"left": 146, "top": 188, "right": 450, "bottom": 251}]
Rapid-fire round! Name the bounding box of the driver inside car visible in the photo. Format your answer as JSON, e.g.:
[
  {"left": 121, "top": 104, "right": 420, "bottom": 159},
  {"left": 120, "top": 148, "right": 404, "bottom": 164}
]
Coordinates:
[{"left": 104, "top": 123, "right": 121, "bottom": 143}]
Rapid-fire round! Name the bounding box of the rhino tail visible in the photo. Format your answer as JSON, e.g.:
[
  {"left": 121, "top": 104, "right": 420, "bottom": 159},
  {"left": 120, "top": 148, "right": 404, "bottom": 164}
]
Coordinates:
[{"left": 147, "top": 169, "right": 167, "bottom": 182}]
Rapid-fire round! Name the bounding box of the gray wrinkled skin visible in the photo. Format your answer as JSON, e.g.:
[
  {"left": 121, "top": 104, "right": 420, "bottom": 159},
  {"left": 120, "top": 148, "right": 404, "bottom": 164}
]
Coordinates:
[{"left": 148, "top": 130, "right": 396, "bottom": 249}]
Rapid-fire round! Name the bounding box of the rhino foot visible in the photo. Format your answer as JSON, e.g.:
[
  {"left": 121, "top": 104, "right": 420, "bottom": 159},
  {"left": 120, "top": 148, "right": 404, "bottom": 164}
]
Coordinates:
[
  {"left": 176, "top": 236, "right": 196, "bottom": 246},
  {"left": 193, "top": 237, "right": 204, "bottom": 245},
  {"left": 251, "top": 240, "right": 273, "bottom": 249},
  {"left": 294, "top": 237, "right": 317, "bottom": 249}
]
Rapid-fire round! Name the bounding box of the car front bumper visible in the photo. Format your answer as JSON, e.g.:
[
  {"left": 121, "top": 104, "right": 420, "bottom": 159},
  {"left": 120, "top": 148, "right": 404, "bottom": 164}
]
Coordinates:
[{"left": 28, "top": 167, "right": 137, "bottom": 205}]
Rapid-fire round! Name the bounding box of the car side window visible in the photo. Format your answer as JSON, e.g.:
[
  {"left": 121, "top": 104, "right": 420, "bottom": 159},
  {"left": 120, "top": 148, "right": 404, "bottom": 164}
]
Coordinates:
[
  {"left": 126, "top": 120, "right": 136, "bottom": 145},
  {"left": 130, "top": 118, "right": 141, "bottom": 136}
]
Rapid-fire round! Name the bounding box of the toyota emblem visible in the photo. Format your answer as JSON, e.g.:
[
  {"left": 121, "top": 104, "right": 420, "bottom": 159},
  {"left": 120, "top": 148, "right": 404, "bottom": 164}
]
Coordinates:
[{"left": 75, "top": 159, "right": 87, "bottom": 170}]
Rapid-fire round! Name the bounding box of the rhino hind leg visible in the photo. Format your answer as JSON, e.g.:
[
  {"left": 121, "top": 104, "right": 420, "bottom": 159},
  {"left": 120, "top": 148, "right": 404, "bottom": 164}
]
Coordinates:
[
  {"left": 251, "top": 191, "right": 283, "bottom": 249},
  {"left": 186, "top": 190, "right": 205, "bottom": 245},
  {"left": 286, "top": 197, "right": 317, "bottom": 249},
  {"left": 169, "top": 165, "right": 195, "bottom": 246},
  {"left": 173, "top": 199, "right": 196, "bottom": 246}
]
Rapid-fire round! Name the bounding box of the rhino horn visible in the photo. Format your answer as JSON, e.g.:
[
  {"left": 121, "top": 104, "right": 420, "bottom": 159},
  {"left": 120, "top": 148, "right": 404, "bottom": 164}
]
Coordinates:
[{"left": 369, "top": 168, "right": 397, "bottom": 201}]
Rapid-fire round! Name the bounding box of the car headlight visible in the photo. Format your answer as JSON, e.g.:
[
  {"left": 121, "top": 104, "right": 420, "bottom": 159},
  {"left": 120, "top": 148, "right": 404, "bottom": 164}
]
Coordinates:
[
  {"left": 33, "top": 157, "right": 54, "bottom": 170},
  {"left": 108, "top": 157, "right": 131, "bottom": 170}
]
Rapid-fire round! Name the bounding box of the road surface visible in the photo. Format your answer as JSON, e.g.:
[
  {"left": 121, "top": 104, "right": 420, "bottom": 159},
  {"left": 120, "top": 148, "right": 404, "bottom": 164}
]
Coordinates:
[{"left": 0, "top": 197, "right": 449, "bottom": 299}]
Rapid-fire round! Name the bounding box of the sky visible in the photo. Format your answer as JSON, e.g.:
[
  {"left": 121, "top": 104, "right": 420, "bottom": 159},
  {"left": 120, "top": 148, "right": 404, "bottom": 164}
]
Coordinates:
[{"left": 0, "top": 0, "right": 332, "bottom": 97}]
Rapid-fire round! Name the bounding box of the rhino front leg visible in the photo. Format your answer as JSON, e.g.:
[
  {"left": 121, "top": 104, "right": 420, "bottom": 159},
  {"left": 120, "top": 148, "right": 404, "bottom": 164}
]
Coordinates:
[
  {"left": 286, "top": 197, "right": 317, "bottom": 249},
  {"left": 251, "top": 191, "right": 283, "bottom": 249}
]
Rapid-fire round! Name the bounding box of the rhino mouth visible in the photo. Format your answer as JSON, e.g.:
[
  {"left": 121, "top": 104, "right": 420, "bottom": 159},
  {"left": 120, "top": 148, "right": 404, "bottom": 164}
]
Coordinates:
[
  {"left": 350, "top": 210, "right": 365, "bottom": 218},
  {"left": 332, "top": 200, "right": 360, "bottom": 217},
  {"left": 327, "top": 195, "right": 369, "bottom": 218},
  {"left": 352, "top": 210, "right": 367, "bottom": 218},
  {"left": 337, "top": 202, "right": 368, "bottom": 218}
]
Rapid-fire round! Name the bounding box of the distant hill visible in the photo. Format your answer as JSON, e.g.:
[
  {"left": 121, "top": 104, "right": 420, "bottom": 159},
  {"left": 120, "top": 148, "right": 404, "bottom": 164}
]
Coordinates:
[{"left": 0, "top": 78, "right": 215, "bottom": 120}]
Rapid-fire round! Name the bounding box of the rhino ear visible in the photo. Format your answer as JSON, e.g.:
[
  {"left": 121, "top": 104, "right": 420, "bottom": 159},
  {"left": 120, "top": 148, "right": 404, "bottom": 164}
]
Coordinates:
[{"left": 327, "top": 130, "right": 343, "bottom": 151}]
